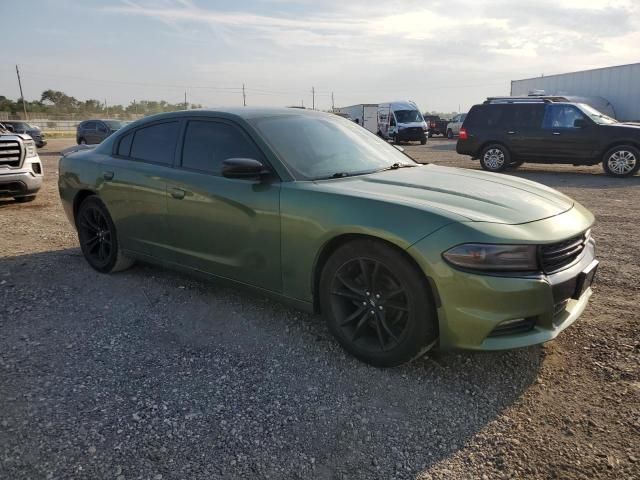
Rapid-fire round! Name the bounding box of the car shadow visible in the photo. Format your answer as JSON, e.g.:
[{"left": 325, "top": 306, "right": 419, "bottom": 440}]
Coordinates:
[{"left": 0, "top": 248, "right": 543, "bottom": 479}]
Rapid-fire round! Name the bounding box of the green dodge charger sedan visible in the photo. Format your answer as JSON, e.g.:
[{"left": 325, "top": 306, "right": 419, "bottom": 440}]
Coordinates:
[{"left": 58, "top": 108, "right": 598, "bottom": 367}]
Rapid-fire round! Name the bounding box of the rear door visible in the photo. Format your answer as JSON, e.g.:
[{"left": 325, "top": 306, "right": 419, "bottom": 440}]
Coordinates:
[
  {"left": 99, "top": 120, "right": 179, "bottom": 259},
  {"left": 83, "top": 121, "right": 98, "bottom": 144},
  {"left": 502, "top": 104, "right": 546, "bottom": 160},
  {"left": 539, "top": 104, "right": 599, "bottom": 161},
  {"left": 164, "top": 118, "right": 282, "bottom": 291}
]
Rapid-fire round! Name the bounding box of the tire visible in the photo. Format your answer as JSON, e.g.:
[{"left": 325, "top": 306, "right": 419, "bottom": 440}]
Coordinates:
[
  {"left": 602, "top": 145, "right": 640, "bottom": 177},
  {"left": 509, "top": 160, "right": 524, "bottom": 169},
  {"left": 14, "top": 195, "right": 36, "bottom": 203},
  {"left": 479, "top": 144, "right": 511, "bottom": 172},
  {"left": 78, "top": 138, "right": 87, "bottom": 145},
  {"left": 420, "top": 137, "right": 427, "bottom": 145},
  {"left": 319, "top": 239, "right": 438, "bottom": 367},
  {"left": 76, "top": 196, "right": 134, "bottom": 273},
  {"left": 447, "top": 129, "right": 453, "bottom": 139},
  {"left": 428, "top": 132, "right": 433, "bottom": 138},
  {"left": 393, "top": 134, "right": 401, "bottom": 145}
]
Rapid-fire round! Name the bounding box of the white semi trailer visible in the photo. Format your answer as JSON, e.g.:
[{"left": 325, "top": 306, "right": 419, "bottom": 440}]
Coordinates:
[
  {"left": 511, "top": 63, "right": 640, "bottom": 121},
  {"left": 335, "top": 104, "right": 378, "bottom": 133}
]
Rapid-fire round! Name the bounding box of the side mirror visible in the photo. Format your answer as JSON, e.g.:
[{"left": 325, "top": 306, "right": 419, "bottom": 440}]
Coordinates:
[
  {"left": 574, "top": 118, "right": 588, "bottom": 128},
  {"left": 222, "top": 158, "right": 269, "bottom": 179}
]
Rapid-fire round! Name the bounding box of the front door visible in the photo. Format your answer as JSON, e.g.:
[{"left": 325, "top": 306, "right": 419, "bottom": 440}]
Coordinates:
[
  {"left": 539, "top": 104, "right": 598, "bottom": 161},
  {"left": 99, "top": 120, "right": 180, "bottom": 259},
  {"left": 165, "top": 118, "right": 282, "bottom": 292}
]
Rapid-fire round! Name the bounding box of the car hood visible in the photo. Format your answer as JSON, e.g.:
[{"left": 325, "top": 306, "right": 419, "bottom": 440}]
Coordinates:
[{"left": 314, "top": 164, "right": 574, "bottom": 224}]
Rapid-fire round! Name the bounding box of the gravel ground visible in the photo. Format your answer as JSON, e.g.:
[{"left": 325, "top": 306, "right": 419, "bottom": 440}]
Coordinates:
[{"left": 1, "top": 138, "right": 638, "bottom": 480}]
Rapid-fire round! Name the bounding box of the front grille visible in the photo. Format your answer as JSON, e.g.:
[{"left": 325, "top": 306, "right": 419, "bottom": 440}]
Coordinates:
[
  {"left": 0, "top": 139, "right": 22, "bottom": 167},
  {"left": 540, "top": 232, "right": 589, "bottom": 273}
]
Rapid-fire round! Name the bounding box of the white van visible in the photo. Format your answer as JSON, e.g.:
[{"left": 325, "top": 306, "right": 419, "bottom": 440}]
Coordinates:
[{"left": 377, "top": 101, "right": 428, "bottom": 144}]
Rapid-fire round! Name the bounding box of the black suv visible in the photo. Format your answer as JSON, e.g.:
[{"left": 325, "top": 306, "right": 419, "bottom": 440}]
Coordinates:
[{"left": 456, "top": 97, "right": 640, "bottom": 177}]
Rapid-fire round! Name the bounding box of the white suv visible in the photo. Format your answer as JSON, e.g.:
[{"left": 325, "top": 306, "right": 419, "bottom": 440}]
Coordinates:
[
  {"left": 0, "top": 133, "right": 43, "bottom": 202},
  {"left": 446, "top": 113, "right": 467, "bottom": 139}
]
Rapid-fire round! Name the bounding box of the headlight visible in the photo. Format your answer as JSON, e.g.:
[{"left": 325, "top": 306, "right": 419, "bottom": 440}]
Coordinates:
[
  {"left": 443, "top": 244, "right": 538, "bottom": 271},
  {"left": 25, "top": 140, "right": 37, "bottom": 158}
]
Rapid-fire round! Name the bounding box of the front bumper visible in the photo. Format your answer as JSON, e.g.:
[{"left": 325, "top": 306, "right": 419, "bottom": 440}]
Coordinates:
[
  {"left": 0, "top": 170, "right": 43, "bottom": 197},
  {"left": 408, "top": 205, "right": 597, "bottom": 350}
]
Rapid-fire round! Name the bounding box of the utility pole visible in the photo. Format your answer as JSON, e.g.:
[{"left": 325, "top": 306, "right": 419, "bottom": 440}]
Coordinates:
[
  {"left": 311, "top": 86, "right": 315, "bottom": 110},
  {"left": 242, "top": 83, "right": 246, "bottom": 106},
  {"left": 15, "top": 65, "right": 28, "bottom": 120},
  {"left": 331, "top": 92, "right": 335, "bottom": 111},
  {"left": 184, "top": 91, "right": 188, "bottom": 110}
]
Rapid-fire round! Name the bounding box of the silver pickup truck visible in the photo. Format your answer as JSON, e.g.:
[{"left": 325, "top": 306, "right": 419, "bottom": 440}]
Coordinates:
[{"left": 0, "top": 126, "right": 43, "bottom": 202}]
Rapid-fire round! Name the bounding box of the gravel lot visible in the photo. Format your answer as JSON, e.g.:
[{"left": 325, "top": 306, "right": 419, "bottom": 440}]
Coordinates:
[{"left": 1, "top": 138, "right": 638, "bottom": 480}]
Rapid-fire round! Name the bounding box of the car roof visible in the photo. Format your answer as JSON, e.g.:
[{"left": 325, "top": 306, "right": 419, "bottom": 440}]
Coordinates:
[{"left": 126, "top": 107, "right": 333, "bottom": 126}]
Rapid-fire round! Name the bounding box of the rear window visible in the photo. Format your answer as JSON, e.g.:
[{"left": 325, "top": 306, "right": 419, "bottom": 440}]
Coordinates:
[{"left": 130, "top": 122, "right": 179, "bottom": 165}]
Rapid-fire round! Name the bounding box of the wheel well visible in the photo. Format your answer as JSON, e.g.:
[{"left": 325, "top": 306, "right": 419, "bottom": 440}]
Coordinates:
[
  {"left": 311, "top": 233, "right": 439, "bottom": 315},
  {"left": 73, "top": 190, "right": 97, "bottom": 225},
  {"left": 602, "top": 141, "right": 640, "bottom": 159},
  {"left": 477, "top": 141, "right": 511, "bottom": 158}
]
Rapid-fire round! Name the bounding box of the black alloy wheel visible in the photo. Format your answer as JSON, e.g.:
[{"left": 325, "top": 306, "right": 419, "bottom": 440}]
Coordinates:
[
  {"left": 77, "top": 196, "right": 133, "bottom": 273},
  {"left": 320, "top": 239, "right": 437, "bottom": 367}
]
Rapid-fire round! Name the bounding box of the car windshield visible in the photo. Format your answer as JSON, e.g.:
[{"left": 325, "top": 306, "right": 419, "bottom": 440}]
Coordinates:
[
  {"left": 394, "top": 110, "right": 423, "bottom": 124},
  {"left": 103, "top": 120, "right": 125, "bottom": 130},
  {"left": 578, "top": 103, "right": 618, "bottom": 125},
  {"left": 252, "top": 114, "right": 417, "bottom": 180},
  {"left": 11, "top": 122, "right": 31, "bottom": 130}
]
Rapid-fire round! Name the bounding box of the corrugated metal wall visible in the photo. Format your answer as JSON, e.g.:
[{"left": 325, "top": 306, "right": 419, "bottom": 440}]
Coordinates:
[{"left": 511, "top": 63, "right": 640, "bottom": 121}]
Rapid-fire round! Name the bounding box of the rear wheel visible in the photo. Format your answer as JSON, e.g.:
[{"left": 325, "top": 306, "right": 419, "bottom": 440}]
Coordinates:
[
  {"left": 479, "top": 144, "right": 510, "bottom": 172},
  {"left": 602, "top": 145, "right": 639, "bottom": 177},
  {"left": 319, "top": 239, "right": 438, "bottom": 367},
  {"left": 77, "top": 196, "right": 133, "bottom": 273}
]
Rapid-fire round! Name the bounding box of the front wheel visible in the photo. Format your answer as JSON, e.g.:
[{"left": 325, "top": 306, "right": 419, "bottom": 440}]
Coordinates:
[
  {"left": 77, "top": 196, "right": 134, "bottom": 273},
  {"left": 479, "top": 144, "right": 511, "bottom": 172},
  {"left": 319, "top": 239, "right": 438, "bottom": 367},
  {"left": 602, "top": 146, "right": 639, "bottom": 177}
]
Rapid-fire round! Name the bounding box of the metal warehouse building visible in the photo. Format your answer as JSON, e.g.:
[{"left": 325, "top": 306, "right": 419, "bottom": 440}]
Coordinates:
[{"left": 511, "top": 63, "right": 640, "bottom": 121}]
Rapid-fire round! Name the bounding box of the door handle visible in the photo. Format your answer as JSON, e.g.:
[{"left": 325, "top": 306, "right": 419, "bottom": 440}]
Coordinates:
[
  {"left": 102, "top": 171, "right": 114, "bottom": 181},
  {"left": 507, "top": 131, "right": 516, "bottom": 135},
  {"left": 169, "top": 187, "right": 186, "bottom": 200}
]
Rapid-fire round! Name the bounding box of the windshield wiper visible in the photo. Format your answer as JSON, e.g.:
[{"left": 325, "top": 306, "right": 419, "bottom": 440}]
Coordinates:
[{"left": 377, "top": 162, "right": 417, "bottom": 172}]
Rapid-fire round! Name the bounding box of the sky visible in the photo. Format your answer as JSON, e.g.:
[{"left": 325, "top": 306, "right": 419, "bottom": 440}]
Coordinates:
[{"left": 1, "top": 0, "right": 639, "bottom": 113}]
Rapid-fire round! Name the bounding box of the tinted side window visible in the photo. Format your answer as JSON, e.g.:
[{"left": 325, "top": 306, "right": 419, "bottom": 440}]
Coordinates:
[
  {"left": 130, "top": 122, "right": 179, "bottom": 165},
  {"left": 83, "top": 121, "right": 97, "bottom": 131},
  {"left": 543, "top": 105, "right": 586, "bottom": 129},
  {"left": 502, "top": 104, "right": 545, "bottom": 129},
  {"left": 464, "top": 105, "right": 504, "bottom": 128},
  {"left": 181, "top": 121, "right": 263, "bottom": 175},
  {"left": 117, "top": 132, "right": 133, "bottom": 157}
]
